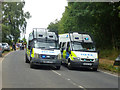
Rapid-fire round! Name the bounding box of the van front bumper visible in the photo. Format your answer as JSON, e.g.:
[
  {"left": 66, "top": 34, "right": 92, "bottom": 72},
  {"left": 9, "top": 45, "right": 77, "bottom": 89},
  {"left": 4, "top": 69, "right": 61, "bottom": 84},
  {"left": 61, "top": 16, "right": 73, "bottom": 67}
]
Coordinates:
[
  {"left": 70, "top": 60, "right": 99, "bottom": 68},
  {"left": 30, "top": 58, "right": 61, "bottom": 66}
]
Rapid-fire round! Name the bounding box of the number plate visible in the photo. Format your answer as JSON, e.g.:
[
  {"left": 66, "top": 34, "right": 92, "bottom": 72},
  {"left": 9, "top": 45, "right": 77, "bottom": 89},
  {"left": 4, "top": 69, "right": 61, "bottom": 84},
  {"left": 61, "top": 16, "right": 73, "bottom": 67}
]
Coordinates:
[
  {"left": 83, "top": 63, "right": 92, "bottom": 66},
  {"left": 43, "top": 61, "right": 53, "bottom": 63}
]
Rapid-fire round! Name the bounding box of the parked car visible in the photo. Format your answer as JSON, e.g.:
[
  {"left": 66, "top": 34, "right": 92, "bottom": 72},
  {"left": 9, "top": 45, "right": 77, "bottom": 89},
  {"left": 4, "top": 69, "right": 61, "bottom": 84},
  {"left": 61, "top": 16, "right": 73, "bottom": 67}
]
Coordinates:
[
  {"left": 2, "top": 43, "right": 10, "bottom": 51},
  {"left": 114, "top": 55, "right": 120, "bottom": 66},
  {"left": 0, "top": 43, "right": 2, "bottom": 57}
]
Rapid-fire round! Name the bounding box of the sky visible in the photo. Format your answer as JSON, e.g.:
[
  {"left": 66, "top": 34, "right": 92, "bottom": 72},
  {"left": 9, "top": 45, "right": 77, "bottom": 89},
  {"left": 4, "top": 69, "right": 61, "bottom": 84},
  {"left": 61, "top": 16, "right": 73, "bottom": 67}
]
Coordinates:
[{"left": 22, "top": 0, "right": 68, "bottom": 39}]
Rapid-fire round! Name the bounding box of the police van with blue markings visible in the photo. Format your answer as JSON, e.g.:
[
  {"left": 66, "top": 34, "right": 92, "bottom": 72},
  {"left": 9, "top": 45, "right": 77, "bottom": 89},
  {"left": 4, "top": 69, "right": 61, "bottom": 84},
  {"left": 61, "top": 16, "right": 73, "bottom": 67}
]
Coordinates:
[
  {"left": 59, "top": 32, "right": 99, "bottom": 71},
  {"left": 25, "top": 28, "right": 61, "bottom": 69}
]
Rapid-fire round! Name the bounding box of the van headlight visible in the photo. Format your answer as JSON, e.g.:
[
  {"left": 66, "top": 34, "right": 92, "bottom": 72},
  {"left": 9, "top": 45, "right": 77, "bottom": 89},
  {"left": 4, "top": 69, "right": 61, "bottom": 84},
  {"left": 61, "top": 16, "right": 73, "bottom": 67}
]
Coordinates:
[
  {"left": 73, "top": 57, "right": 80, "bottom": 61},
  {"left": 34, "top": 53, "right": 39, "bottom": 58}
]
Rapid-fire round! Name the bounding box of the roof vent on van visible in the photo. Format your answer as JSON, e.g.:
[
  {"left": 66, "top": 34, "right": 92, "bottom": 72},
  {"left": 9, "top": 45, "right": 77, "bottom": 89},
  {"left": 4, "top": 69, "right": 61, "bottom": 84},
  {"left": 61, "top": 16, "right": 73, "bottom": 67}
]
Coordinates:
[
  {"left": 75, "top": 37, "right": 79, "bottom": 39},
  {"left": 39, "top": 34, "right": 43, "bottom": 37}
]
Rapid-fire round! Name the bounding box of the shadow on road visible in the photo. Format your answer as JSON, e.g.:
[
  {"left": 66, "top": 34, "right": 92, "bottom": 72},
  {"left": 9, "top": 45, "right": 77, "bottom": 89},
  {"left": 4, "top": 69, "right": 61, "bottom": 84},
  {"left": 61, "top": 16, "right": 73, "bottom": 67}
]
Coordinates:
[
  {"left": 27, "top": 63, "right": 99, "bottom": 72},
  {"left": 30, "top": 65, "right": 57, "bottom": 71},
  {"left": 61, "top": 64, "right": 99, "bottom": 72}
]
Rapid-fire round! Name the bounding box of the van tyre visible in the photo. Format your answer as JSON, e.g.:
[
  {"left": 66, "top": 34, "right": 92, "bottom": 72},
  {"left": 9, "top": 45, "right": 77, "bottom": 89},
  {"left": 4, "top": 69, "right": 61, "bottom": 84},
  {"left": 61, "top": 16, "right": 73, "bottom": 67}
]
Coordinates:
[
  {"left": 56, "top": 66, "right": 60, "bottom": 70},
  {"left": 92, "top": 68, "right": 98, "bottom": 71},
  {"left": 25, "top": 54, "right": 30, "bottom": 63},
  {"left": 30, "top": 63, "right": 34, "bottom": 68},
  {"left": 68, "top": 62, "right": 72, "bottom": 70}
]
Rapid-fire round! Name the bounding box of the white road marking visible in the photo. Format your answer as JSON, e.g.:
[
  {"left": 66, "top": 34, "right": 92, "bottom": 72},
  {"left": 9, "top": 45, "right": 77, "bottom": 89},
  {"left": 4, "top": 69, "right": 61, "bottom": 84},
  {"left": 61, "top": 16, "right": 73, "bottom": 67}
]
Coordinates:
[
  {"left": 52, "top": 70, "right": 61, "bottom": 76},
  {"left": 78, "top": 85, "right": 84, "bottom": 88},
  {"left": 67, "top": 78, "right": 71, "bottom": 81},
  {"left": 52, "top": 70, "right": 86, "bottom": 89},
  {"left": 98, "top": 70, "right": 118, "bottom": 77}
]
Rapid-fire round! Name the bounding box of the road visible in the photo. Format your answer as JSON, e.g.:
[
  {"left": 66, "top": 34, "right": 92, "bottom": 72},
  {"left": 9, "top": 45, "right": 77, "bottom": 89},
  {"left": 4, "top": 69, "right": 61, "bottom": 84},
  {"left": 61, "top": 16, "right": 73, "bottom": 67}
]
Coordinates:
[{"left": 1, "top": 50, "right": 119, "bottom": 89}]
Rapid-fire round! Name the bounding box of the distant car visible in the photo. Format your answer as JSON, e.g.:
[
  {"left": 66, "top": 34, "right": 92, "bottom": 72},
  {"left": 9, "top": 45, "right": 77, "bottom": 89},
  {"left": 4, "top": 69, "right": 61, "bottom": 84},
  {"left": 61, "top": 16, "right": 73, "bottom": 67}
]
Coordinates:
[
  {"left": 114, "top": 55, "right": 120, "bottom": 66},
  {"left": 0, "top": 43, "right": 2, "bottom": 57},
  {"left": 2, "top": 43, "right": 10, "bottom": 51}
]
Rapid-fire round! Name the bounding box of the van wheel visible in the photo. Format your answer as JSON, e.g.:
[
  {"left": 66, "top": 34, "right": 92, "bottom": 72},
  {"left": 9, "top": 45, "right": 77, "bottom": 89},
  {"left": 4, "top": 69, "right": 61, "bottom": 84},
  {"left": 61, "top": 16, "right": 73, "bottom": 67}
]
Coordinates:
[
  {"left": 30, "top": 63, "right": 34, "bottom": 68},
  {"left": 56, "top": 66, "right": 61, "bottom": 70},
  {"left": 92, "top": 68, "right": 98, "bottom": 71},
  {"left": 25, "top": 54, "right": 30, "bottom": 63},
  {"left": 68, "top": 62, "right": 72, "bottom": 70}
]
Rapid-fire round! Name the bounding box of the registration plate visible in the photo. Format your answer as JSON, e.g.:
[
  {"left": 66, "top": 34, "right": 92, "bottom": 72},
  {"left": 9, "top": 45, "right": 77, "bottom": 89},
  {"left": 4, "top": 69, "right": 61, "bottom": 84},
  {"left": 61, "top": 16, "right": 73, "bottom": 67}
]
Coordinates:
[
  {"left": 83, "top": 63, "right": 92, "bottom": 66},
  {"left": 43, "top": 61, "right": 53, "bottom": 63}
]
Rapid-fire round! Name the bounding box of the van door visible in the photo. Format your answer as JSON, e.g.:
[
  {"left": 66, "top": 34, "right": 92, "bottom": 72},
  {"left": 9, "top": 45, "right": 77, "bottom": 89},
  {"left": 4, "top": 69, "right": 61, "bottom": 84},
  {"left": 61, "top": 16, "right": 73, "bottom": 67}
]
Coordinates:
[
  {"left": 62, "top": 42, "right": 67, "bottom": 59},
  {"left": 66, "top": 42, "right": 70, "bottom": 59}
]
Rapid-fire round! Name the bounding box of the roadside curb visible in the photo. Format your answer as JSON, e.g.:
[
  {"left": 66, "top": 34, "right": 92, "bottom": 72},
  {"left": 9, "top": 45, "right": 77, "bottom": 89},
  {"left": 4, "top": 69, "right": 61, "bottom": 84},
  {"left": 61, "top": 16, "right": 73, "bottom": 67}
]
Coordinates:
[
  {"left": 98, "top": 69, "right": 118, "bottom": 77},
  {"left": 0, "top": 51, "right": 14, "bottom": 62}
]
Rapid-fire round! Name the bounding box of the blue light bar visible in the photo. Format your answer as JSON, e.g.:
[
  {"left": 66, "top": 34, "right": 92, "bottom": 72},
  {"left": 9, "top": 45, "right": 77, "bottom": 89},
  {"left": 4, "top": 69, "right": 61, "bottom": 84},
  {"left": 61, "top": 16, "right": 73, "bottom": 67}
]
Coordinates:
[
  {"left": 66, "top": 35, "right": 68, "bottom": 38},
  {"left": 85, "top": 38, "right": 89, "bottom": 40},
  {"left": 42, "top": 55, "right": 46, "bottom": 58}
]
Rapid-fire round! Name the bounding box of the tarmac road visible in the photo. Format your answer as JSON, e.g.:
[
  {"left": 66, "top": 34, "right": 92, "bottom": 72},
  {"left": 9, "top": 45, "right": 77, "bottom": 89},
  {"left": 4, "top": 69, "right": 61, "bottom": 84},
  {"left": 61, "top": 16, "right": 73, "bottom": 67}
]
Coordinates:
[{"left": 2, "top": 50, "right": 119, "bottom": 89}]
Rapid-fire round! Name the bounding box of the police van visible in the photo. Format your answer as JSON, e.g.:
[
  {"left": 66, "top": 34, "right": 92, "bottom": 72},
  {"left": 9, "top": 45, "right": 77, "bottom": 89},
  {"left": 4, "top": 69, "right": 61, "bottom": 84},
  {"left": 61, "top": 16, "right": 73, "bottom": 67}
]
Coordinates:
[
  {"left": 59, "top": 32, "right": 99, "bottom": 71},
  {"left": 25, "top": 28, "right": 61, "bottom": 69}
]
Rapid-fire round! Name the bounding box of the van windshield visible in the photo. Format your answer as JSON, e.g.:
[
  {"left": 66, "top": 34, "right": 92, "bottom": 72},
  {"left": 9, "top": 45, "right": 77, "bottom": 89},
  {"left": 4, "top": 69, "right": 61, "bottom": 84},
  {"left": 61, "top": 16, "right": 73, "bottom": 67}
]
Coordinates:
[
  {"left": 34, "top": 41, "right": 59, "bottom": 49},
  {"left": 72, "top": 42, "right": 95, "bottom": 51}
]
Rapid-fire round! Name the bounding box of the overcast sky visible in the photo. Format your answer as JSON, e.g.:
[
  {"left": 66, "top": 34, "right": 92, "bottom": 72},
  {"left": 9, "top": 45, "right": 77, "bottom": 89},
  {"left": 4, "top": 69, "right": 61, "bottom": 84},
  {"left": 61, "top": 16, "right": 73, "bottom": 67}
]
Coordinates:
[{"left": 22, "top": 0, "right": 68, "bottom": 39}]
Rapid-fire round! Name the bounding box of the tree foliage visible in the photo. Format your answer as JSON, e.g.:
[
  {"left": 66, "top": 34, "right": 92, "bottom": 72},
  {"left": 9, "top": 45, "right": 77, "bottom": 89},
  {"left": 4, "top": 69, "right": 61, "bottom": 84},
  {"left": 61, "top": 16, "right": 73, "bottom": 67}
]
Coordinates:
[
  {"left": 47, "top": 2, "right": 120, "bottom": 50},
  {"left": 2, "top": 2, "right": 31, "bottom": 44}
]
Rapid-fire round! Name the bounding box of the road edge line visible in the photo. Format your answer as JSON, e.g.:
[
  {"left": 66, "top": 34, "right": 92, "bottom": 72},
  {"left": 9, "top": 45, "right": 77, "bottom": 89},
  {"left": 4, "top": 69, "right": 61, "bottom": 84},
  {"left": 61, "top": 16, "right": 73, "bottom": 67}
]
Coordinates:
[{"left": 98, "top": 70, "right": 118, "bottom": 77}]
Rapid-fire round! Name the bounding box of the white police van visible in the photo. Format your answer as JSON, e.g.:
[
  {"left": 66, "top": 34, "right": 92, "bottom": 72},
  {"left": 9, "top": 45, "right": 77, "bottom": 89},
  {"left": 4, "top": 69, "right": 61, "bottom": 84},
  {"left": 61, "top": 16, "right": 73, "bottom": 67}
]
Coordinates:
[
  {"left": 25, "top": 28, "right": 61, "bottom": 69},
  {"left": 59, "top": 32, "right": 99, "bottom": 71}
]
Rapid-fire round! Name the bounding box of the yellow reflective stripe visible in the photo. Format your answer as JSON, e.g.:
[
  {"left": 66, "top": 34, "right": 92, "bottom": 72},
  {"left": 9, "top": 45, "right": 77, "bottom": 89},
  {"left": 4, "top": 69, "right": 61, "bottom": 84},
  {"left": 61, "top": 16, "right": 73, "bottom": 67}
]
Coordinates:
[
  {"left": 69, "top": 51, "right": 77, "bottom": 60},
  {"left": 27, "top": 48, "right": 30, "bottom": 55},
  {"left": 31, "top": 48, "right": 34, "bottom": 57},
  {"left": 63, "top": 50, "right": 66, "bottom": 59}
]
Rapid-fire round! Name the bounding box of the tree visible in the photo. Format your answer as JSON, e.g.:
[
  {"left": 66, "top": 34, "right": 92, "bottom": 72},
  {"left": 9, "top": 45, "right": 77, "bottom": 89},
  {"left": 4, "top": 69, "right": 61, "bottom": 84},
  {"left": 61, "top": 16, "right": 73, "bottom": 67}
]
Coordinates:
[
  {"left": 2, "top": 2, "right": 31, "bottom": 44},
  {"left": 47, "top": 19, "right": 59, "bottom": 33},
  {"left": 47, "top": 2, "right": 120, "bottom": 50}
]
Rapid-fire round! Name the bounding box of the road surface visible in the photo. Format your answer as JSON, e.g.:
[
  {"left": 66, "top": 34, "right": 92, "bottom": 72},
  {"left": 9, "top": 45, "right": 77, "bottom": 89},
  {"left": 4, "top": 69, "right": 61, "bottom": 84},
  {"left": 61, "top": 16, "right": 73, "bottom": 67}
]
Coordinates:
[{"left": 1, "top": 50, "right": 119, "bottom": 89}]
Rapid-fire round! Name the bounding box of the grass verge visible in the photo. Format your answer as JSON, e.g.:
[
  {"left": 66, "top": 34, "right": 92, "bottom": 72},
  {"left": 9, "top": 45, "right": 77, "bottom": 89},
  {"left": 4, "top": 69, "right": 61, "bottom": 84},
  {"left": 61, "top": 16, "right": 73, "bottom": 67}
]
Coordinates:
[
  {"left": 99, "top": 59, "right": 120, "bottom": 74},
  {"left": 98, "top": 49, "right": 120, "bottom": 74}
]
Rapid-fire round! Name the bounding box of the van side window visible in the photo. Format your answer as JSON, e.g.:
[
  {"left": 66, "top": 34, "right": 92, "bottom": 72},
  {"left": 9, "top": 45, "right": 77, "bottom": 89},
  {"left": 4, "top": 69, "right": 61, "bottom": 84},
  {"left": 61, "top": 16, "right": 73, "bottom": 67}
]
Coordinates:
[
  {"left": 66, "top": 42, "right": 70, "bottom": 51},
  {"left": 59, "top": 42, "right": 62, "bottom": 48},
  {"left": 61, "top": 42, "right": 66, "bottom": 52},
  {"left": 67, "top": 42, "right": 70, "bottom": 47},
  {"left": 62, "top": 42, "right": 66, "bottom": 48}
]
